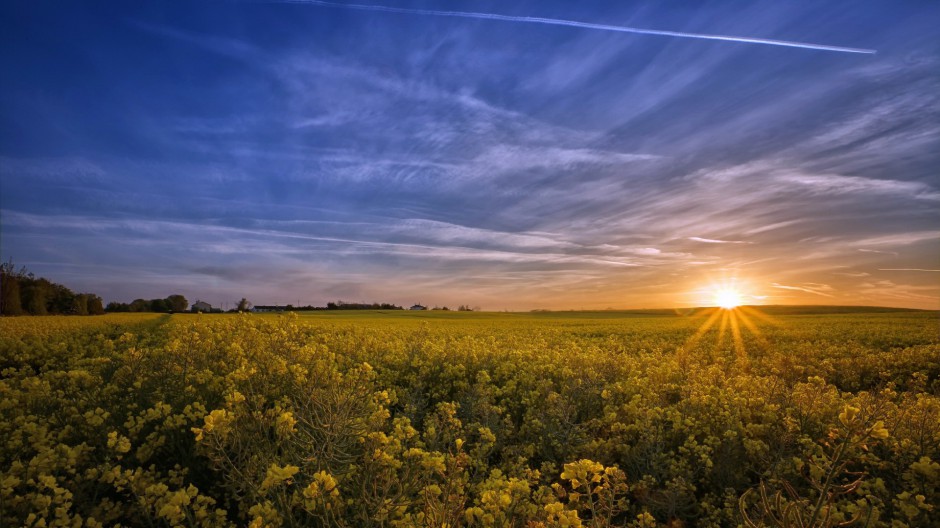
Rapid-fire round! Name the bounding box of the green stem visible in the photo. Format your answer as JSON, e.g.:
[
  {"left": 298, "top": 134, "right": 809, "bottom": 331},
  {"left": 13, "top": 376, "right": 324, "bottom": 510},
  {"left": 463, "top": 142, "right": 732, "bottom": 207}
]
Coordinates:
[{"left": 807, "top": 433, "right": 850, "bottom": 527}]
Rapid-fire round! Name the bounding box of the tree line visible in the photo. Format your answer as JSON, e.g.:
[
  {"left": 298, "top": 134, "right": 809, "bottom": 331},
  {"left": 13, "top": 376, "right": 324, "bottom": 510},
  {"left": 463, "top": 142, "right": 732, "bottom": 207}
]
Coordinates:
[
  {"left": 1, "top": 261, "right": 191, "bottom": 316},
  {"left": 1, "top": 261, "right": 104, "bottom": 316},
  {"left": 1, "top": 260, "right": 476, "bottom": 316},
  {"left": 325, "top": 301, "right": 404, "bottom": 310},
  {"left": 105, "top": 295, "right": 188, "bottom": 313}
]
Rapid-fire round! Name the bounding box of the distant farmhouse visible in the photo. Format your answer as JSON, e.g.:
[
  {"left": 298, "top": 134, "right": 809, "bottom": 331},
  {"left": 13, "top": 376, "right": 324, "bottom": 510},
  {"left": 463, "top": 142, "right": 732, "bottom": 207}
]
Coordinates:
[
  {"left": 191, "top": 300, "right": 212, "bottom": 313},
  {"left": 409, "top": 304, "right": 427, "bottom": 311},
  {"left": 253, "top": 305, "right": 285, "bottom": 313}
]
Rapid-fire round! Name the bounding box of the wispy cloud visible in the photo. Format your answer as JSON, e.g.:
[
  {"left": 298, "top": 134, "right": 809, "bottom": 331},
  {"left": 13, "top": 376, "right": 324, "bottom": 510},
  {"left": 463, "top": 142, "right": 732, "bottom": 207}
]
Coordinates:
[
  {"left": 129, "top": 20, "right": 263, "bottom": 61},
  {"left": 854, "top": 231, "right": 940, "bottom": 247},
  {"left": 0, "top": 157, "right": 108, "bottom": 184},
  {"left": 772, "top": 283, "right": 835, "bottom": 297},
  {"left": 858, "top": 249, "right": 898, "bottom": 256},
  {"left": 780, "top": 173, "right": 940, "bottom": 201},
  {"left": 688, "top": 237, "right": 751, "bottom": 244},
  {"left": 855, "top": 279, "right": 940, "bottom": 304},
  {"left": 2, "top": 210, "right": 665, "bottom": 271}
]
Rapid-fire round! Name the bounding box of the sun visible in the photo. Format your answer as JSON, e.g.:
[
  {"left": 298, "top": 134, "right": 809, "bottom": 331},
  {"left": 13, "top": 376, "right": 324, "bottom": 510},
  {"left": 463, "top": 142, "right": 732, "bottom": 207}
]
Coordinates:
[
  {"left": 693, "top": 277, "right": 761, "bottom": 310},
  {"left": 714, "top": 288, "right": 743, "bottom": 309}
]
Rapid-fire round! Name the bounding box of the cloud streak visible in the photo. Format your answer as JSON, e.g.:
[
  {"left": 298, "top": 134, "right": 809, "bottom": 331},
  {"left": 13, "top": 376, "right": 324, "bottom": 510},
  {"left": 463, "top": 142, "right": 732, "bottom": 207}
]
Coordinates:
[
  {"left": 878, "top": 268, "right": 940, "bottom": 272},
  {"left": 688, "top": 237, "right": 751, "bottom": 244},
  {"left": 270, "top": 0, "right": 877, "bottom": 54},
  {"left": 772, "top": 283, "right": 835, "bottom": 297}
]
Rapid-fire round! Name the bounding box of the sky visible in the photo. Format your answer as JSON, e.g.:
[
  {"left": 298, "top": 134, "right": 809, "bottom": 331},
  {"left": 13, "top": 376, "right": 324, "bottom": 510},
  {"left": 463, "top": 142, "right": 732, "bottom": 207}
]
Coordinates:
[{"left": 1, "top": 1, "right": 938, "bottom": 310}]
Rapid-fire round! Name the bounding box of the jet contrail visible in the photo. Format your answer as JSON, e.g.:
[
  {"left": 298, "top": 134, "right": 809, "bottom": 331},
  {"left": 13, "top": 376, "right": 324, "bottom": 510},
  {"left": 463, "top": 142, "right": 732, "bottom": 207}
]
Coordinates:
[
  {"left": 878, "top": 268, "right": 940, "bottom": 272},
  {"left": 264, "top": 0, "right": 876, "bottom": 54}
]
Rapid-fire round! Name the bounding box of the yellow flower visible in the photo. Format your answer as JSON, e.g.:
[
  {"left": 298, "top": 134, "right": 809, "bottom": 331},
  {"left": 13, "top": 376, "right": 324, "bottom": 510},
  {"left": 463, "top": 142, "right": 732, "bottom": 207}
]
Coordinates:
[
  {"left": 314, "top": 470, "right": 338, "bottom": 495},
  {"left": 869, "top": 420, "right": 889, "bottom": 440},
  {"left": 192, "top": 409, "right": 230, "bottom": 442},
  {"left": 107, "top": 431, "right": 131, "bottom": 454},
  {"left": 303, "top": 470, "right": 339, "bottom": 507},
  {"left": 544, "top": 502, "right": 582, "bottom": 527},
  {"left": 838, "top": 405, "right": 860, "bottom": 426},
  {"left": 260, "top": 464, "right": 299, "bottom": 492},
  {"left": 275, "top": 411, "right": 297, "bottom": 436}
]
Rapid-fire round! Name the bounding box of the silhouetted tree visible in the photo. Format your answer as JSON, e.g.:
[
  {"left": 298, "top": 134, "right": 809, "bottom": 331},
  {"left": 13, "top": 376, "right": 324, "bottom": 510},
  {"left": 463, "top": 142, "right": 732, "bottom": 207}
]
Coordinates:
[
  {"left": 50, "top": 283, "right": 76, "bottom": 314},
  {"left": 23, "top": 278, "right": 52, "bottom": 315},
  {"left": 237, "top": 298, "right": 252, "bottom": 312},
  {"left": 71, "top": 294, "right": 89, "bottom": 316},
  {"left": 87, "top": 295, "right": 105, "bottom": 315},
  {"left": 165, "top": 294, "right": 188, "bottom": 312},
  {"left": 0, "top": 260, "right": 107, "bottom": 316},
  {"left": 129, "top": 299, "right": 150, "bottom": 312},
  {"left": 0, "top": 263, "right": 24, "bottom": 315}
]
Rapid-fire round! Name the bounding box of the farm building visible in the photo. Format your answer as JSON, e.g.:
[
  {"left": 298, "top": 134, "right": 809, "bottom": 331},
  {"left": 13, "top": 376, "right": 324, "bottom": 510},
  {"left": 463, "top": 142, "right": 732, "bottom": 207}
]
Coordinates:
[{"left": 253, "top": 305, "right": 285, "bottom": 313}]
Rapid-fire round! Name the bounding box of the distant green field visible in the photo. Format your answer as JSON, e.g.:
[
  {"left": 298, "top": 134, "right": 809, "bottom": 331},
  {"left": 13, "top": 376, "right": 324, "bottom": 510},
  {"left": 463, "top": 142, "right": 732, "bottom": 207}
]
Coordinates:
[{"left": 249, "top": 303, "right": 933, "bottom": 322}]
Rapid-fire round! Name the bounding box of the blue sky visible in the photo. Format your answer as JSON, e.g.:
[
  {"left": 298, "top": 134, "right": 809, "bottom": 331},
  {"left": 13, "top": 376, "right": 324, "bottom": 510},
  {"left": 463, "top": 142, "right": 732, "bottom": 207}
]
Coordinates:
[{"left": 2, "top": 1, "right": 938, "bottom": 309}]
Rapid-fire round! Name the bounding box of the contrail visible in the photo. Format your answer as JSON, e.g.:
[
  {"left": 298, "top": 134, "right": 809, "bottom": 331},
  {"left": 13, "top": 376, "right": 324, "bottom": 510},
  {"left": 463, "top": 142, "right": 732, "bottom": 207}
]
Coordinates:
[
  {"left": 264, "top": 0, "right": 876, "bottom": 54},
  {"left": 878, "top": 268, "right": 940, "bottom": 272}
]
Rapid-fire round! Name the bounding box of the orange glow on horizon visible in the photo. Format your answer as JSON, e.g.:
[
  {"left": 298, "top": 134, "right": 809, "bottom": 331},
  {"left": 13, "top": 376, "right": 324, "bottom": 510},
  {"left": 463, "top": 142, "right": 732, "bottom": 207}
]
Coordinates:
[
  {"left": 696, "top": 276, "right": 760, "bottom": 309},
  {"left": 714, "top": 288, "right": 743, "bottom": 309}
]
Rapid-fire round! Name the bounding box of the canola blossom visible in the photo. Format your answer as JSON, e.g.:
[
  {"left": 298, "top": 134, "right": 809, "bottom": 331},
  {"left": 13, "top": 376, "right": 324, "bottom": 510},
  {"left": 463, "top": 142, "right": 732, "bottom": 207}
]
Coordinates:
[{"left": 1, "top": 310, "right": 938, "bottom": 527}]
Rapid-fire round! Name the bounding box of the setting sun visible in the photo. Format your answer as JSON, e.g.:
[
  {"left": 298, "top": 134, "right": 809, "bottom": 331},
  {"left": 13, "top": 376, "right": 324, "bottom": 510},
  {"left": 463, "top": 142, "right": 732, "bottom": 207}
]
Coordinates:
[
  {"left": 695, "top": 277, "right": 759, "bottom": 310},
  {"left": 714, "top": 288, "right": 743, "bottom": 309}
]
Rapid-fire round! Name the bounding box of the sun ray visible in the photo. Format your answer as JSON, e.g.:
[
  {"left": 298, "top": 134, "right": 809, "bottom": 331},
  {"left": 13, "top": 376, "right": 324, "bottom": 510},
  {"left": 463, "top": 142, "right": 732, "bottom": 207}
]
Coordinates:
[
  {"left": 681, "top": 307, "right": 723, "bottom": 354},
  {"left": 682, "top": 282, "right": 776, "bottom": 365},
  {"left": 736, "top": 308, "right": 770, "bottom": 349},
  {"left": 729, "top": 310, "right": 749, "bottom": 369},
  {"left": 738, "top": 305, "right": 782, "bottom": 328},
  {"left": 716, "top": 309, "right": 730, "bottom": 351},
  {"left": 687, "top": 289, "right": 774, "bottom": 363}
]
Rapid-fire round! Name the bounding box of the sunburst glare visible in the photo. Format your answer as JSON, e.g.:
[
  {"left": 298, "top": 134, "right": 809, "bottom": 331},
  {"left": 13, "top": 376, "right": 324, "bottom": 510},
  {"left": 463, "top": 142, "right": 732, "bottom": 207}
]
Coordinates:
[
  {"left": 693, "top": 277, "right": 763, "bottom": 310},
  {"left": 714, "top": 288, "right": 743, "bottom": 309},
  {"left": 679, "top": 278, "right": 774, "bottom": 367}
]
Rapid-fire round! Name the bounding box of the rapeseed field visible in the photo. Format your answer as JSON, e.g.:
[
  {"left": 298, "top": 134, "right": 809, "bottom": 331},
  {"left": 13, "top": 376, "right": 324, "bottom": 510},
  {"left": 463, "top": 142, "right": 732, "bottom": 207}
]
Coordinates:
[{"left": 1, "top": 309, "right": 938, "bottom": 527}]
